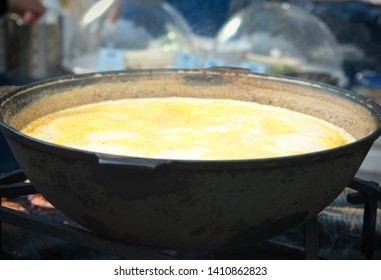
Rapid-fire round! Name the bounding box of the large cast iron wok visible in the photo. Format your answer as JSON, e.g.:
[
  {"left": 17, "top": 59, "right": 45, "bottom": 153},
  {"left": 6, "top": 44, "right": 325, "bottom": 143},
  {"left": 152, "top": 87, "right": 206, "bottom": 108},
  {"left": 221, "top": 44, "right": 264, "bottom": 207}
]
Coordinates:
[{"left": 0, "top": 68, "right": 380, "bottom": 250}]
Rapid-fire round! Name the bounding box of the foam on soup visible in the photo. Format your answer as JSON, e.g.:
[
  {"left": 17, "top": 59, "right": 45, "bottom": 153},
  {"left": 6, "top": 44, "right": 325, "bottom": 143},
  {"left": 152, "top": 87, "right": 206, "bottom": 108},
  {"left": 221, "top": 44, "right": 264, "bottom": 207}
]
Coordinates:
[{"left": 21, "top": 97, "right": 356, "bottom": 160}]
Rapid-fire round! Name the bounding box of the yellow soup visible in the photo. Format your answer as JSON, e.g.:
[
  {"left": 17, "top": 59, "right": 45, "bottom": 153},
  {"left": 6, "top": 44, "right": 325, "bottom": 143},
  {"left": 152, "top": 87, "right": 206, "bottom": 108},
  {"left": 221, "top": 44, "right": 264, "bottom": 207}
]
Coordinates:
[{"left": 21, "top": 97, "right": 356, "bottom": 160}]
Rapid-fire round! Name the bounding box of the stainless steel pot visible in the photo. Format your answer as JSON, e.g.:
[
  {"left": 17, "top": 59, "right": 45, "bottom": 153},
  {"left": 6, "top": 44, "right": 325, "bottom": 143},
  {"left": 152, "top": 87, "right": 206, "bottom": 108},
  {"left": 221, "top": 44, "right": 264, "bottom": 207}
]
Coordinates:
[{"left": 0, "top": 68, "right": 380, "bottom": 250}]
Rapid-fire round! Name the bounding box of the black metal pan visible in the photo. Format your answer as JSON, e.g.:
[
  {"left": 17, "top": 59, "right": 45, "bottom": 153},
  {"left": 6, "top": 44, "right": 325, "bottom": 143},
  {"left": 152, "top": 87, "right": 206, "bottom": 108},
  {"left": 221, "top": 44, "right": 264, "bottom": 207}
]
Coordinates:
[{"left": 0, "top": 68, "right": 380, "bottom": 250}]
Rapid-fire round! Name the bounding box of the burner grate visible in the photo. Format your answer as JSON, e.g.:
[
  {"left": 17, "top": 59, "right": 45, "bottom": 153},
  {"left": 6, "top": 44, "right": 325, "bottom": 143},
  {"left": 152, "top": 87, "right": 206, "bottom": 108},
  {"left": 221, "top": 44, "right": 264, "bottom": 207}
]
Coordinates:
[
  {"left": 347, "top": 178, "right": 381, "bottom": 259},
  {"left": 0, "top": 170, "right": 175, "bottom": 260},
  {"left": 1, "top": 170, "right": 380, "bottom": 260}
]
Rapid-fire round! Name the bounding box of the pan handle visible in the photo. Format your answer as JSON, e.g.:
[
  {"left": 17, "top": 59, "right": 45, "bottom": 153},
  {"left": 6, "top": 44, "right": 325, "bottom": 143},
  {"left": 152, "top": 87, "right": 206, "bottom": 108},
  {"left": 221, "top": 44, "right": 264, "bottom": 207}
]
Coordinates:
[
  {"left": 0, "top": 86, "right": 18, "bottom": 99},
  {"left": 97, "top": 154, "right": 173, "bottom": 170}
]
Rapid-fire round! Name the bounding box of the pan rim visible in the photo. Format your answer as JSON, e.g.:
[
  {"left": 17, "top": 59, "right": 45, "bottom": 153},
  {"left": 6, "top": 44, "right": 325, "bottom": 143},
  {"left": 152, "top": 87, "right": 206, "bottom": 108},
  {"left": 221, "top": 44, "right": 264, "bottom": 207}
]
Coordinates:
[{"left": 1, "top": 68, "right": 381, "bottom": 169}]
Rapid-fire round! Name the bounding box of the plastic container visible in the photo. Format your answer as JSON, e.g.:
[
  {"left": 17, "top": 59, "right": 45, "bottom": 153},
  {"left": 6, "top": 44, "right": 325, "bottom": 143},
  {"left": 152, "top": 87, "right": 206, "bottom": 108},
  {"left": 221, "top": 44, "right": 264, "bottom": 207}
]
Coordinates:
[
  {"left": 212, "top": 2, "right": 347, "bottom": 86},
  {"left": 64, "top": 0, "right": 195, "bottom": 73}
]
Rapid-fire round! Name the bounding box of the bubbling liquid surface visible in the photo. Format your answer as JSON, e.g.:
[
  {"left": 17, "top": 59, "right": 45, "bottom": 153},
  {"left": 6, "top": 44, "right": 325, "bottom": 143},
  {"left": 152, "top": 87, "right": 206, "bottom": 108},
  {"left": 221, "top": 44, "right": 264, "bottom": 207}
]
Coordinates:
[{"left": 21, "top": 97, "right": 356, "bottom": 160}]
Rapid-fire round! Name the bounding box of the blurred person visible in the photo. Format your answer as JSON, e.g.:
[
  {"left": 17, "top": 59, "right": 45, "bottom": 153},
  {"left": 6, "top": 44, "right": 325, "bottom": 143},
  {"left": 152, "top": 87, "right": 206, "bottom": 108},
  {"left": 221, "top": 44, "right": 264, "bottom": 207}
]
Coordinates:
[{"left": 0, "top": 0, "right": 46, "bottom": 23}]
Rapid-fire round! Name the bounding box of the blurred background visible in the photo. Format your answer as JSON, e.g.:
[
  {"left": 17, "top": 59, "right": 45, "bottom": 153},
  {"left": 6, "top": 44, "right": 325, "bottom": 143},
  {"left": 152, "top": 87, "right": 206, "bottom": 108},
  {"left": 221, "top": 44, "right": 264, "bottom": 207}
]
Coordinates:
[
  {"left": 1, "top": 0, "right": 381, "bottom": 85},
  {"left": 1, "top": 0, "right": 380, "bottom": 84}
]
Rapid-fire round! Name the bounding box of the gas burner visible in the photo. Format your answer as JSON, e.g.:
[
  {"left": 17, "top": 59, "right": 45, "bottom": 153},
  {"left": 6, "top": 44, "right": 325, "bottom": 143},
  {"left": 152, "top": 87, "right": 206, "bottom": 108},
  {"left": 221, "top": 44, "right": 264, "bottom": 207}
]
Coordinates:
[{"left": 1, "top": 170, "right": 380, "bottom": 260}]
